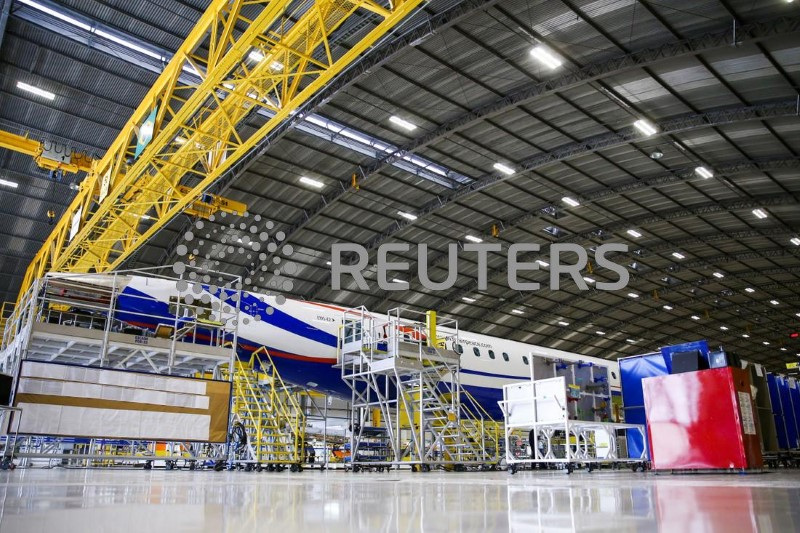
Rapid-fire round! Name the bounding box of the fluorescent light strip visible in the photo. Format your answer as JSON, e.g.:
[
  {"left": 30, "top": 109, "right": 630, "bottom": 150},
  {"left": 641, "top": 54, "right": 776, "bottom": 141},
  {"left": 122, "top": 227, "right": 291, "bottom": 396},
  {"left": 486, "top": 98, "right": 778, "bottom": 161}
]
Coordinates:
[
  {"left": 627, "top": 293, "right": 639, "bottom": 298},
  {"left": 672, "top": 252, "right": 685, "bottom": 260},
  {"left": 627, "top": 229, "right": 642, "bottom": 238},
  {"left": 633, "top": 119, "right": 657, "bottom": 136},
  {"left": 770, "top": 300, "right": 780, "bottom": 305},
  {"left": 536, "top": 259, "right": 549, "bottom": 268},
  {"left": 790, "top": 237, "right": 800, "bottom": 246},
  {"left": 596, "top": 331, "right": 605, "bottom": 336},
  {"left": 662, "top": 305, "right": 673, "bottom": 310},
  {"left": 583, "top": 277, "right": 596, "bottom": 284},
  {"left": 299, "top": 176, "right": 324, "bottom": 189},
  {"left": 389, "top": 116, "right": 417, "bottom": 131},
  {"left": 752, "top": 208, "right": 768, "bottom": 219},
  {"left": 17, "top": 81, "right": 55, "bottom": 100},
  {"left": 712, "top": 272, "right": 724, "bottom": 279},
  {"left": 398, "top": 211, "right": 418, "bottom": 221},
  {"left": 745, "top": 287, "right": 755, "bottom": 293},
  {"left": 530, "top": 46, "right": 562, "bottom": 69},
  {"left": 493, "top": 162, "right": 515, "bottom": 175},
  {"left": 511, "top": 309, "right": 524, "bottom": 315},
  {"left": 462, "top": 297, "right": 476, "bottom": 303},
  {"left": 465, "top": 235, "right": 483, "bottom": 243},
  {"left": 562, "top": 196, "right": 580, "bottom": 207},
  {"left": 742, "top": 334, "right": 750, "bottom": 338},
  {"left": 392, "top": 278, "right": 408, "bottom": 284},
  {"left": 691, "top": 315, "right": 700, "bottom": 320},
  {"left": 0, "top": 178, "right": 19, "bottom": 188},
  {"left": 557, "top": 321, "right": 569, "bottom": 326},
  {"left": 720, "top": 326, "right": 728, "bottom": 331},
  {"left": 695, "top": 166, "right": 714, "bottom": 179}
]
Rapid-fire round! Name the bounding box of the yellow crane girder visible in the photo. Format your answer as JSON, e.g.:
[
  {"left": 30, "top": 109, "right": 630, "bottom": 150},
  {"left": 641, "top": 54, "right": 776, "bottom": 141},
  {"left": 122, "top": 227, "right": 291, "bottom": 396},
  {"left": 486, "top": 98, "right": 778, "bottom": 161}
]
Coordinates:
[
  {"left": 0, "top": 130, "right": 94, "bottom": 174},
  {"left": 17, "top": 0, "right": 426, "bottom": 302}
]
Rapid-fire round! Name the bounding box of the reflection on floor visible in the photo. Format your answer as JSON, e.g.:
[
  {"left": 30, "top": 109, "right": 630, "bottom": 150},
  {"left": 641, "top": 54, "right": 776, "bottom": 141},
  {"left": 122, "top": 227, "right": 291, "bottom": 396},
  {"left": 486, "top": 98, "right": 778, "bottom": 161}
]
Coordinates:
[{"left": 1, "top": 468, "right": 799, "bottom": 532}]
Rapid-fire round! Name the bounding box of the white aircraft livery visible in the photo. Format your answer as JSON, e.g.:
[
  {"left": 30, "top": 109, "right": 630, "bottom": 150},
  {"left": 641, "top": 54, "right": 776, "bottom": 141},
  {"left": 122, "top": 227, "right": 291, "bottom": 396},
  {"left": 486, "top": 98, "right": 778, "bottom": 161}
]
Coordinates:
[{"left": 70, "top": 274, "right": 621, "bottom": 419}]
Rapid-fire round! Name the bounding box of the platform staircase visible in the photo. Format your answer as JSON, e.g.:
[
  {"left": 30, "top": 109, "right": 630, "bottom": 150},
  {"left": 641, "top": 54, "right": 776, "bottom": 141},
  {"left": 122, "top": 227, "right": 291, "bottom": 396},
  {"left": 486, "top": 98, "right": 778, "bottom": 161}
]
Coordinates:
[{"left": 220, "top": 347, "right": 305, "bottom": 468}]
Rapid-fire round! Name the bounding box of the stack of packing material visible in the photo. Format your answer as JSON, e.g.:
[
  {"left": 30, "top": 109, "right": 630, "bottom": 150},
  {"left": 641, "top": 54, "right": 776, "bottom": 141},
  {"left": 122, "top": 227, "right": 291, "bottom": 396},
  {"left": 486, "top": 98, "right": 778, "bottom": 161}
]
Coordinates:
[{"left": 11, "top": 360, "right": 230, "bottom": 442}]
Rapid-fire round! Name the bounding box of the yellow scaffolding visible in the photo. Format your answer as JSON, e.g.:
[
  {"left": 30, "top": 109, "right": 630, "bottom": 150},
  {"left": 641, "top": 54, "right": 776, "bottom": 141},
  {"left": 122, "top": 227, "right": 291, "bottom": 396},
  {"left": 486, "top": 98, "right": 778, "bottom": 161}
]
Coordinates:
[
  {"left": 17, "top": 0, "right": 426, "bottom": 303},
  {"left": 221, "top": 347, "right": 306, "bottom": 468}
]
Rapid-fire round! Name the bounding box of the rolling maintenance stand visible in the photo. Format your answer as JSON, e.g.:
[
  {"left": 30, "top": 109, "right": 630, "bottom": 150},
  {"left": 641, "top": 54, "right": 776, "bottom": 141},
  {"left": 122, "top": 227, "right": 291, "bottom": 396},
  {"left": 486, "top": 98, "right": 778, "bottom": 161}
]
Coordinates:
[{"left": 338, "top": 308, "right": 493, "bottom": 472}]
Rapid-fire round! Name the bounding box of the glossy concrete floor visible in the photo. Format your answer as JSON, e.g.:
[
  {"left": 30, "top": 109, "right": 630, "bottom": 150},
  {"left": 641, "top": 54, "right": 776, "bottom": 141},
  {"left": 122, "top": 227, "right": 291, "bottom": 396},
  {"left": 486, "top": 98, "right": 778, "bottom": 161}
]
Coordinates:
[{"left": 1, "top": 467, "right": 800, "bottom": 532}]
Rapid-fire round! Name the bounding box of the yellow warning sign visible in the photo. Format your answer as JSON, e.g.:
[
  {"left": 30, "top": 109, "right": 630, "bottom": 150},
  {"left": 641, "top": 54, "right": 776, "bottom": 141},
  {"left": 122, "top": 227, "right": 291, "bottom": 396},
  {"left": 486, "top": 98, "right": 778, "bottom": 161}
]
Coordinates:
[{"left": 786, "top": 362, "right": 799, "bottom": 370}]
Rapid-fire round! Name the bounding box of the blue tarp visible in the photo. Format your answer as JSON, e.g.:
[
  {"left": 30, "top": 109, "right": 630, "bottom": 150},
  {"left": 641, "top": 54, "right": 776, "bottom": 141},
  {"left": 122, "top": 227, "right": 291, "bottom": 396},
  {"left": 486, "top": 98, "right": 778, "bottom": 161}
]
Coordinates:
[{"left": 619, "top": 353, "right": 669, "bottom": 460}]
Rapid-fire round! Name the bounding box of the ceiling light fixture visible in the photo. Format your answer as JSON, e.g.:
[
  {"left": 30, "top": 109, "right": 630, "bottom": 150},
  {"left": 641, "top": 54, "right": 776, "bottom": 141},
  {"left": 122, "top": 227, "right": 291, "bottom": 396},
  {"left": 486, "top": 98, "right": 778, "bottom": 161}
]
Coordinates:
[
  {"left": 691, "top": 315, "right": 700, "bottom": 320},
  {"left": 530, "top": 45, "right": 562, "bottom": 69},
  {"left": 627, "top": 229, "right": 642, "bottom": 238},
  {"left": 269, "top": 61, "right": 284, "bottom": 72},
  {"left": 397, "top": 211, "right": 418, "bottom": 221},
  {"left": 745, "top": 287, "right": 755, "bottom": 293},
  {"left": 392, "top": 278, "right": 408, "bottom": 284},
  {"left": 712, "top": 272, "right": 725, "bottom": 279},
  {"left": 512, "top": 309, "right": 524, "bottom": 315},
  {"left": 248, "top": 50, "right": 265, "bottom": 62},
  {"left": 628, "top": 293, "right": 639, "bottom": 298},
  {"left": 596, "top": 331, "right": 605, "bottom": 336},
  {"left": 742, "top": 334, "right": 749, "bottom": 338},
  {"left": 17, "top": 81, "right": 55, "bottom": 100},
  {"left": 558, "top": 321, "right": 570, "bottom": 326},
  {"left": 672, "top": 252, "right": 685, "bottom": 260},
  {"left": 763, "top": 341, "right": 770, "bottom": 346},
  {"left": 720, "top": 326, "right": 729, "bottom": 331},
  {"left": 562, "top": 196, "right": 580, "bottom": 207},
  {"left": 770, "top": 300, "right": 780, "bottom": 305},
  {"left": 389, "top": 116, "right": 417, "bottom": 131},
  {"left": 462, "top": 296, "right": 476, "bottom": 303},
  {"left": 0, "top": 178, "right": 19, "bottom": 189},
  {"left": 663, "top": 305, "right": 673, "bottom": 310},
  {"left": 627, "top": 339, "right": 637, "bottom": 344},
  {"left": 465, "top": 235, "right": 483, "bottom": 243},
  {"left": 633, "top": 119, "right": 657, "bottom": 136},
  {"left": 583, "top": 277, "right": 596, "bottom": 284},
  {"left": 299, "top": 176, "right": 324, "bottom": 189},
  {"left": 536, "top": 259, "right": 549, "bottom": 267},
  {"left": 695, "top": 166, "right": 714, "bottom": 179},
  {"left": 752, "top": 208, "right": 768, "bottom": 219},
  {"left": 493, "top": 162, "right": 516, "bottom": 175},
  {"left": 791, "top": 237, "right": 800, "bottom": 246}
]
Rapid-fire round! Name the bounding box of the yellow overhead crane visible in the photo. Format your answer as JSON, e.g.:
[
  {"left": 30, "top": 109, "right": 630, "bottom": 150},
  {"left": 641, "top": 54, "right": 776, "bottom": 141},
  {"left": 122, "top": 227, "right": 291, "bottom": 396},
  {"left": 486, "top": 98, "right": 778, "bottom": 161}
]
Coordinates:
[
  {"left": 0, "top": 129, "right": 247, "bottom": 220},
  {"left": 14, "top": 0, "right": 426, "bottom": 303}
]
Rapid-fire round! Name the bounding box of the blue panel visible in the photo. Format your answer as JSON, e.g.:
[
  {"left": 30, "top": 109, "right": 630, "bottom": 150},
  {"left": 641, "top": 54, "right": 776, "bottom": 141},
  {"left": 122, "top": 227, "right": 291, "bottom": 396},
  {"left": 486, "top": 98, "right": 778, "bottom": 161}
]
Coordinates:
[
  {"left": 659, "top": 340, "right": 710, "bottom": 369},
  {"left": 768, "top": 374, "right": 789, "bottom": 450},
  {"left": 619, "top": 353, "right": 669, "bottom": 460},
  {"left": 779, "top": 378, "right": 799, "bottom": 449},
  {"left": 791, "top": 385, "right": 800, "bottom": 448}
]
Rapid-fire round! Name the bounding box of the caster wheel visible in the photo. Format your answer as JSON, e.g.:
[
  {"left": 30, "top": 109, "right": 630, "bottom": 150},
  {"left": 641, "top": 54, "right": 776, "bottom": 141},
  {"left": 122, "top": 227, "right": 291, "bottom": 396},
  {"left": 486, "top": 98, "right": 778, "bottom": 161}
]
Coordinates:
[
  {"left": 245, "top": 463, "right": 254, "bottom": 472},
  {"left": 352, "top": 464, "right": 360, "bottom": 473},
  {"left": 189, "top": 462, "right": 196, "bottom": 471},
  {"left": 422, "top": 464, "right": 430, "bottom": 472},
  {"left": 267, "top": 464, "right": 276, "bottom": 472},
  {"left": 256, "top": 464, "right": 264, "bottom": 472},
  {"left": 508, "top": 464, "right": 517, "bottom": 475},
  {"left": 213, "top": 461, "right": 225, "bottom": 472},
  {"left": 277, "top": 465, "right": 286, "bottom": 472},
  {"left": 566, "top": 464, "right": 574, "bottom": 475},
  {"left": 290, "top": 464, "right": 299, "bottom": 472},
  {"left": 144, "top": 461, "right": 153, "bottom": 471}
]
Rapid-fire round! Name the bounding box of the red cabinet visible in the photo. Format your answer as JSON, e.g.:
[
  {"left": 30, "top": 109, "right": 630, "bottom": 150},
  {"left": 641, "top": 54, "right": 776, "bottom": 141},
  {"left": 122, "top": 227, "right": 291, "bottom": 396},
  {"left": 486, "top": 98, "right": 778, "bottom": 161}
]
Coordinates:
[{"left": 643, "top": 367, "right": 762, "bottom": 470}]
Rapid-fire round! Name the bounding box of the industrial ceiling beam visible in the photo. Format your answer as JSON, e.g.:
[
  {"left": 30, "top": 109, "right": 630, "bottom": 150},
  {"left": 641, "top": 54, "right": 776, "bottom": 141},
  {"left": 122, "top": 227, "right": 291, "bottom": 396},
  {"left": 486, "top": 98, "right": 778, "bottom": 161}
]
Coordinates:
[{"left": 245, "top": 15, "right": 800, "bottom": 276}]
